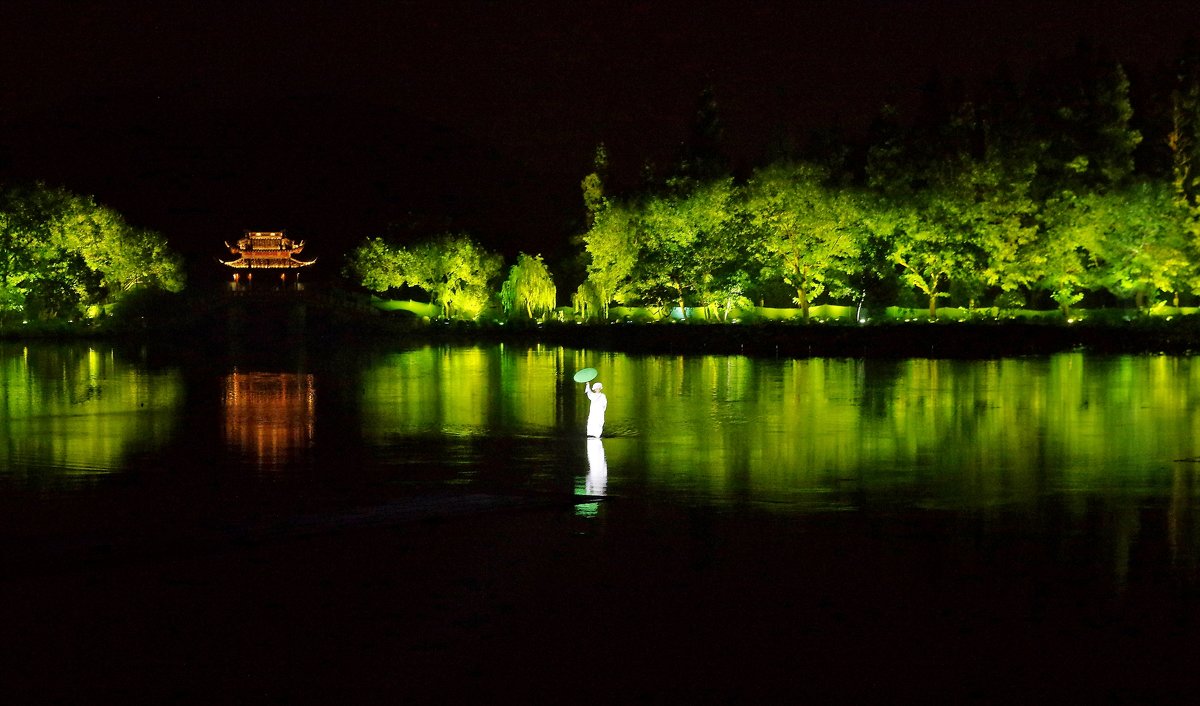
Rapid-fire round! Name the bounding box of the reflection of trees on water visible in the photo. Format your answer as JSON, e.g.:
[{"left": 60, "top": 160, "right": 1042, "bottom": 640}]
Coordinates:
[
  {"left": 858, "top": 359, "right": 903, "bottom": 420},
  {"left": 1171, "top": 466, "right": 1200, "bottom": 582},
  {"left": 354, "top": 346, "right": 1200, "bottom": 584},
  {"left": 0, "top": 343, "right": 181, "bottom": 480}
]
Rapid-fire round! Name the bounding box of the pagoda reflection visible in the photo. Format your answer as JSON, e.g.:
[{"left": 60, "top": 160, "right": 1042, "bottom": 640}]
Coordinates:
[{"left": 222, "top": 371, "right": 315, "bottom": 467}]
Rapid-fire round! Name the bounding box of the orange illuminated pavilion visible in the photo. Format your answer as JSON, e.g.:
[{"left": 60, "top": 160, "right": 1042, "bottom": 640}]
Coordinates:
[{"left": 220, "top": 231, "right": 317, "bottom": 271}]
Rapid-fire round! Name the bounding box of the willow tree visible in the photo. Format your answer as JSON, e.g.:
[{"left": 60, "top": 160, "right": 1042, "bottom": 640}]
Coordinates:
[
  {"left": 500, "top": 253, "right": 557, "bottom": 319},
  {"left": 746, "top": 162, "right": 861, "bottom": 321}
]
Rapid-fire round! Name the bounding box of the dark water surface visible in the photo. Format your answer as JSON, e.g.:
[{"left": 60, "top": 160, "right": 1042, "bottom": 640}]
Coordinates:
[{"left": 3, "top": 341, "right": 1200, "bottom": 702}]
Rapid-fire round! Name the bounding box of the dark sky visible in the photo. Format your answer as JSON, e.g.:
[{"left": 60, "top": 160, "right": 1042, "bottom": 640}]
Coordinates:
[{"left": 2, "top": 1, "right": 1198, "bottom": 278}]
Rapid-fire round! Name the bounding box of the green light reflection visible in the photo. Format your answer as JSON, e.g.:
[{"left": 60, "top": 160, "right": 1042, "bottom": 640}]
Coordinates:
[{"left": 0, "top": 343, "right": 182, "bottom": 481}]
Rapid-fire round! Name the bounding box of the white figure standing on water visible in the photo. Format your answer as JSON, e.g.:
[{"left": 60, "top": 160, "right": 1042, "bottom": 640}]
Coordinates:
[{"left": 585, "top": 381, "right": 607, "bottom": 438}]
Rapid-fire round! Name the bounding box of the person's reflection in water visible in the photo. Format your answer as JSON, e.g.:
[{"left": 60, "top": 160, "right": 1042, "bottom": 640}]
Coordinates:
[{"left": 586, "top": 437, "right": 608, "bottom": 496}]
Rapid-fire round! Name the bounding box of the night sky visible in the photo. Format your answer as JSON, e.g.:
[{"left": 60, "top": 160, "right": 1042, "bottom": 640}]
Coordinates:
[{"left": 2, "top": 1, "right": 1198, "bottom": 281}]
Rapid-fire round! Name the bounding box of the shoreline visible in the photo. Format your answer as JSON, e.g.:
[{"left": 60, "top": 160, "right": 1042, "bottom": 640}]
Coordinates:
[
  {"left": 6, "top": 295, "right": 1200, "bottom": 358},
  {"left": 5, "top": 318, "right": 1200, "bottom": 358}
]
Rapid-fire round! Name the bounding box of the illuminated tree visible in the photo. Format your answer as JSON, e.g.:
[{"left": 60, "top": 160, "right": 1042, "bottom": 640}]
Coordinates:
[
  {"left": 954, "top": 156, "right": 1040, "bottom": 306},
  {"left": 634, "top": 178, "right": 739, "bottom": 319},
  {"left": 345, "top": 236, "right": 408, "bottom": 291},
  {"left": 0, "top": 184, "right": 183, "bottom": 324},
  {"left": 1090, "top": 183, "right": 1191, "bottom": 309},
  {"left": 346, "top": 232, "right": 502, "bottom": 320},
  {"left": 1036, "top": 192, "right": 1102, "bottom": 317},
  {"left": 581, "top": 200, "right": 638, "bottom": 320},
  {"left": 55, "top": 204, "right": 183, "bottom": 296},
  {"left": 746, "top": 162, "right": 862, "bottom": 321},
  {"left": 885, "top": 179, "right": 988, "bottom": 319},
  {"left": 572, "top": 280, "right": 601, "bottom": 321},
  {"left": 0, "top": 207, "right": 36, "bottom": 323},
  {"left": 500, "top": 252, "right": 557, "bottom": 320}
]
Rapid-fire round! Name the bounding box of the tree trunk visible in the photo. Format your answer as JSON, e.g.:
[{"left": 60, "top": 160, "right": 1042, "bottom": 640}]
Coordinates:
[
  {"left": 797, "top": 288, "right": 810, "bottom": 322},
  {"left": 928, "top": 293, "right": 937, "bottom": 320}
]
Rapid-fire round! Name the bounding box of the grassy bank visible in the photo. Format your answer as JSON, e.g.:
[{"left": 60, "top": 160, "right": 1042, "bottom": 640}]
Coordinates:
[{"left": 7, "top": 287, "right": 1200, "bottom": 358}]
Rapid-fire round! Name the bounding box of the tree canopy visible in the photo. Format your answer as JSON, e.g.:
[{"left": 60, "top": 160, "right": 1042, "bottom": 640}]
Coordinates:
[
  {"left": 0, "top": 183, "right": 184, "bottom": 325},
  {"left": 346, "top": 232, "right": 503, "bottom": 320}
]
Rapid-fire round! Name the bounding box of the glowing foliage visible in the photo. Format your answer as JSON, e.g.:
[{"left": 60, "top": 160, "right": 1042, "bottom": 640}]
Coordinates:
[
  {"left": 500, "top": 253, "right": 557, "bottom": 319},
  {"left": 0, "top": 184, "right": 184, "bottom": 324},
  {"left": 581, "top": 201, "right": 638, "bottom": 320},
  {"left": 347, "top": 232, "right": 503, "bottom": 320},
  {"left": 747, "top": 163, "right": 862, "bottom": 320},
  {"left": 634, "top": 178, "right": 741, "bottom": 318}
]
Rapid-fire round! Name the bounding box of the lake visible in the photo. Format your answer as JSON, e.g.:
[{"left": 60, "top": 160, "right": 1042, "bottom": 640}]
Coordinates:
[{"left": 3, "top": 339, "right": 1200, "bottom": 701}]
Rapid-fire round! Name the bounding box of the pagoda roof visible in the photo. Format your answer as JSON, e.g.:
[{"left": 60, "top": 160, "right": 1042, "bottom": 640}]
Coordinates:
[{"left": 220, "top": 230, "right": 317, "bottom": 269}]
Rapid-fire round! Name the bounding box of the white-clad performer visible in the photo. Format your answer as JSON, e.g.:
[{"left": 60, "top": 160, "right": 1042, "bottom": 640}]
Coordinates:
[{"left": 585, "top": 381, "right": 607, "bottom": 438}]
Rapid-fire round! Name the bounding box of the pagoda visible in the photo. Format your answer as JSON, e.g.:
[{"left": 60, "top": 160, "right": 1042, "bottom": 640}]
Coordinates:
[
  {"left": 220, "top": 231, "right": 315, "bottom": 287},
  {"left": 221, "top": 231, "right": 316, "bottom": 270}
]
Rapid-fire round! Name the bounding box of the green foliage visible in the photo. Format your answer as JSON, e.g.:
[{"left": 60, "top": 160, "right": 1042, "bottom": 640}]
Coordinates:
[
  {"left": 0, "top": 183, "right": 184, "bottom": 325},
  {"left": 581, "top": 143, "right": 609, "bottom": 229},
  {"left": 581, "top": 201, "right": 638, "bottom": 320},
  {"left": 1091, "top": 182, "right": 1191, "bottom": 308},
  {"left": 572, "top": 280, "right": 602, "bottom": 321},
  {"left": 346, "top": 232, "right": 502, "bottom": 320},
  {"left": 1037, "top": 191, "right": 1104, "bottom": 316},
  {"left": 500, "top": 253, "right": 557, "bottom": 319},
  {"left": 344, "top": 236, "right": 408, "bottom": 291},
  {"left": 361, "top": 41, "right": 1200, "bottom": 323},
  {"left": 634, "top": 178, "right": 741, "bottom": 318},
  {"left": 747, "top": 162, "right": 863, "bottom": 320}
]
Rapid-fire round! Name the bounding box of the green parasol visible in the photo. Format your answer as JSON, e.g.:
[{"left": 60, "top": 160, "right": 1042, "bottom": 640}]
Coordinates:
[{"left": 573, "top": 367, "right": 598, "bottom": 383}]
